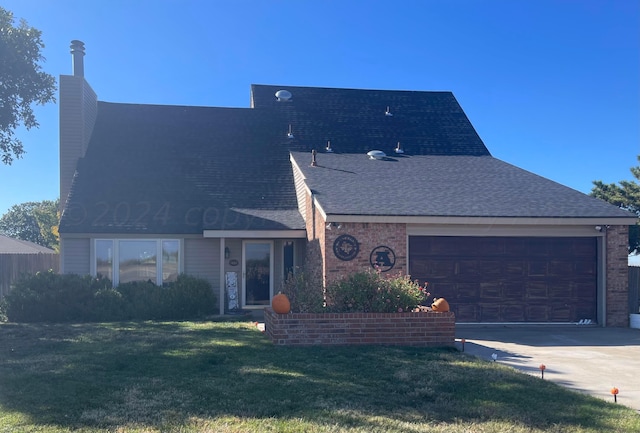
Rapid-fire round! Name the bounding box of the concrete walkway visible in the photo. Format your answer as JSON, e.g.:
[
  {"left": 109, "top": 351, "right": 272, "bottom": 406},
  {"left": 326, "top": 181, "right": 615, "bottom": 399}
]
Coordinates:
[{"left": 455, "top": 325, "right": 640, "bottom": 412}]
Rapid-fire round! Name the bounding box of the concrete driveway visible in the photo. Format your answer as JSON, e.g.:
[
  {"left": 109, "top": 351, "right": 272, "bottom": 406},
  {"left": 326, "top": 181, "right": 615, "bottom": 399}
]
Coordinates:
[{"left": 455, "top": 325, "right": 640, "bottom": 412}]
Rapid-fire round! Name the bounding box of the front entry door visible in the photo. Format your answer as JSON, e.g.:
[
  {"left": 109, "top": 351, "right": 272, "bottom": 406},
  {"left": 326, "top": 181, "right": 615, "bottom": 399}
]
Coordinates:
[{"left": 243, "top": 241, "right": 273, "bottom": 307}]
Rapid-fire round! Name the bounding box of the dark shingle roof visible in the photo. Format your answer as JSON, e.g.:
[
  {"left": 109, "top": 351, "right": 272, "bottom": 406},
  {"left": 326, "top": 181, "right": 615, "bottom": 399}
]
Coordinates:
[
  {"left": 61, "top": 102, "right": 304, "bottom": 233},
  {"left": 61, "top": 85, "right": 496, "bottom": 234},
  {"left": 251, "top": 84, "right": 490, "bottom": 156},
  {"left": 62, "top": 84, "right": 625, "bottom": 234},
  {"left": 290, "top": 152, "right": 635, "bottom": 219}
]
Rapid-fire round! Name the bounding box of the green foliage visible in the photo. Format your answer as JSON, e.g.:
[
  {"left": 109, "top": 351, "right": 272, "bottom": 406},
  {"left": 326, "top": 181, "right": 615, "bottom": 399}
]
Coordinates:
[
  {"left": 591, "top": 154, "right": 640, "bottom": 252},
  {"left": 279, "top": 267, "right": 325, "bottom": 313},
  {"left": 0, "top": 7, "right": 57, "bottom": 164},
  {"left": 164, "top": 274, "right": 217, "bottom": 319},
  {"left": 5, "top": 270, "right": 112, "bottom": 322},
  {"left": 325, "top": 270, "right": 430, "bottom": 313},
  {"left": 0, "top": 199, "right": 59, "bottom": 250},
  {"left": 3, "top": 271, "right": 217, "bottom": 322}
]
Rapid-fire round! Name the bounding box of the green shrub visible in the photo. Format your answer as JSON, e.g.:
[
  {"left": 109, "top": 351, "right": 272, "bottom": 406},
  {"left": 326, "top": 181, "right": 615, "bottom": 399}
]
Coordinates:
[
  {"left": 162, "top": 274, "right": 217, "bottom": 319},
  {"left": 279, "top": 267, "right": 324, "bottom": 313},
  {"left": 325, "top": 270, "right": 429, "bottom": 313},
  {"left": 93, "top": 288, "right": 128, "bottom": 321},
  {"left": 116, "top": 280, "right": 164, "bottom": 320},
  {"left": 5, "top": 271, "right": 112, "bottom": 322},
  {"left": 4, "top": 271, "right": 216, "bottom": 323}
]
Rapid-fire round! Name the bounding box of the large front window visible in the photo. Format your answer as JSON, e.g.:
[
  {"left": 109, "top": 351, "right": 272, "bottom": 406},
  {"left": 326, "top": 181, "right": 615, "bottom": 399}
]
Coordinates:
[{"left": 94, "top": 239, "right": 180, "bottom": 285}]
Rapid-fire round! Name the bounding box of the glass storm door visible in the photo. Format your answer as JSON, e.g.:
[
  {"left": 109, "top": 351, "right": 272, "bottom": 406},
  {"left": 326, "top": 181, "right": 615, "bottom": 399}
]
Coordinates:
[{"left": 243, "top": 242, "right": 272, "bottom": 307}]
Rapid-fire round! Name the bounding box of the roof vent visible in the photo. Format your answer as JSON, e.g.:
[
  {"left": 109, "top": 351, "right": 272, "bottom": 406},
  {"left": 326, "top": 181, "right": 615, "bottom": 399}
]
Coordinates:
[
  {"left": 385, "top": 106, "right": 393, "bottom": 116},
  {"left": 325, "top": 141, "right": 333, "bottom": 153},
  {"left": 367, "top": 150, "right": 386, "bottom": 160},
  {"left": 394, "top": 142, "right": 404, "bottom": 154},
  {"left": 287, "top": 124, "right": 294, "bottom": 139},
  {"left": 275, "top": 89, "right": 292, "bottom": 101}
]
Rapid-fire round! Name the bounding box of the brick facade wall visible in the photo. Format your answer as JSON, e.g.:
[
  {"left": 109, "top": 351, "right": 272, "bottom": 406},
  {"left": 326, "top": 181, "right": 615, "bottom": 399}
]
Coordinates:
[
  {"left": 303, "top": 189, "right": 407, "bottom": 286},
  {"left": 606, "top": 225, "right": 629, "bottom": 327},
  {"left": 264, "top": 308, "right": 455, "bottom": 347}
]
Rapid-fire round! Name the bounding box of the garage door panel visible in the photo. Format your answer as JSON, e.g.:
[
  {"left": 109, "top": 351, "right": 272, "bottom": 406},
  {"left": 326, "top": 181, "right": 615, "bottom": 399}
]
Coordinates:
[
  {"left": 480, "top": 304, "right": 501, "bottom": 321},
  {"left": 550, "top": 305, "right": 572, "bottom": 321},
  {"left": 455, "top": 304, "right": 478, "bottom": 321},
  {"left": 503, "top": 284, "right": 525, "bottom": 300},
  {"left": 526, "top": 282, "right": 548, "bottom": 299},
  {"left": 409, "top": 236, "right": 597, "bottom": 323},
  {"left": 455, "top": 283, "right": 479, "bottom": 299},
  {"left": 527, "top": 305, "right": 550, "bottom": 321},
  {"left": 505, "top": 261, "right": 526, "bottom": 276},
  {"left": 549, "top": 261, "right": 573, "bottom": 275},
  {"left": 479, "top": 238, "right": 505, "bottom": 255},
  {"left": 480, "top": 283, "right": 502, "bottom": 299},
  {"left": 479, "top": 261, "right": 502, "bottom": 276},
  {"left": 502, "top": 305, "right": 526, "bottom": 321},
  {"left": 528, "top": 262, "right": 547, "bottom": 276},
  {"left": 457, "top": 260, "right": 480, "bottom": 277}
]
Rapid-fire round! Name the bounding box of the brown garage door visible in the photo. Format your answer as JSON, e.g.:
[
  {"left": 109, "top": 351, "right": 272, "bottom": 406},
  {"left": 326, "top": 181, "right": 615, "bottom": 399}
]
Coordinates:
[{"left": 409, "top": 236, "right": 597, "bottom": 323}]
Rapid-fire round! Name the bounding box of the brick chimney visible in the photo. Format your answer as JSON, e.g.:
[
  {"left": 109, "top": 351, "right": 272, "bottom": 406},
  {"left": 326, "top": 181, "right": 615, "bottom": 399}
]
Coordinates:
[{"left": 59, "top": 40, "right": 97, "bottom": 214}]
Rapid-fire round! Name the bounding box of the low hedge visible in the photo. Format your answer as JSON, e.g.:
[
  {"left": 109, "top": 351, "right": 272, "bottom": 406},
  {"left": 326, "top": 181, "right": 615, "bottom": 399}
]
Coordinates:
[{"left": 2, "top": 271, "right": 216, "bottom": 323}]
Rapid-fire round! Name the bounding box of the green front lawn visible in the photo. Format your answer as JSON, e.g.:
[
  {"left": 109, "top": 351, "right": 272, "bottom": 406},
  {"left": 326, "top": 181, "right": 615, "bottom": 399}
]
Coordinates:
[{"left": 0, "top": 320, "right": 637, "bottom": 432}]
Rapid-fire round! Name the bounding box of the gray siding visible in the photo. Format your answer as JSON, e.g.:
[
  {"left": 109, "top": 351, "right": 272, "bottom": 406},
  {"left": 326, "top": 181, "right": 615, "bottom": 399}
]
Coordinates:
[
  {"left": 292, "top": 162, "right": 307, "bottom": 221},
  {"left": 184, "top": 238, "right": 220, "bottom": 286},
  {"left": 61, "top": 238, "right": 90, "bottom": 275}
]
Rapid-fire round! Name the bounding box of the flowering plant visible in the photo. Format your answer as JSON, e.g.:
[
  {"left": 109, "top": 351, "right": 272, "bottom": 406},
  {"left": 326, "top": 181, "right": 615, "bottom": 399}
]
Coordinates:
[{"left": 324, "top": 269, "right": 431, "bottom": 313}]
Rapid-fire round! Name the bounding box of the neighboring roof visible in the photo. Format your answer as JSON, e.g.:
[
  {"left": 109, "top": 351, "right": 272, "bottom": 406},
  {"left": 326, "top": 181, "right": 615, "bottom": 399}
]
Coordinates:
[
  {"left": 290, "top": 152, "right": 636, "bottom": 220},
  {"left": 251, "top": 84, "right": 491, "bottom": 157},
  {"left": 0, "top": 234, "right": 57, "bottom": 254}
]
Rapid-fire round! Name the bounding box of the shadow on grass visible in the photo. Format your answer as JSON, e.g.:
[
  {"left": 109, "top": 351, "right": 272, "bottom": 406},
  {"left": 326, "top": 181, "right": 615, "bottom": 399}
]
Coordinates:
[{"left": 0, "top": 321, "right": 637, "bottom": 432}]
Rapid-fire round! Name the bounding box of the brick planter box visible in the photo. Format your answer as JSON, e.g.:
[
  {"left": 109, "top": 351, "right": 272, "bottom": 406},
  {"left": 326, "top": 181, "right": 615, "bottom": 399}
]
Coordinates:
[{"left": 264, "top": 308, "right": 455, "bottom": 347}]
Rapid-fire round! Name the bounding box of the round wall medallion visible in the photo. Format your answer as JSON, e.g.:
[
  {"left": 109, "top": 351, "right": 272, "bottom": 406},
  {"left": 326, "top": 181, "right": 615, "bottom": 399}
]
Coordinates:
[
  {"left": 333, "top": 234, "right": 359, "bottom": 261},
  {"left": 370, "top": 245, "right": 396, "bottom": 272}
]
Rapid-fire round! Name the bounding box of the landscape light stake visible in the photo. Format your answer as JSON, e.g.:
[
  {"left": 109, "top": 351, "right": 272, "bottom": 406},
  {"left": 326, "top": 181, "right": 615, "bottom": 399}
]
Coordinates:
[
  {"left": 539, "top": 364, "right": 546, "bottom": 379},
  {"left": 611, "top": 387, "right": 619, "bottom": 403}
]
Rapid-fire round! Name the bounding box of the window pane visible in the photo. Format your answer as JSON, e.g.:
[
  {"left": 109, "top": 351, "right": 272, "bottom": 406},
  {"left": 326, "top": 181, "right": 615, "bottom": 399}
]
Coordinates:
[
  {"left": 96, "top": 240, "right": 113, "bottom": 281},
  {"left": 162, "top": 240, "right": 179, "bottom": 283},
  {"left": 283, "top": 241, "right": 294, "bottom": 279},
  {"left": 119, "top": 240, "right": 157, "bottom": 284}
]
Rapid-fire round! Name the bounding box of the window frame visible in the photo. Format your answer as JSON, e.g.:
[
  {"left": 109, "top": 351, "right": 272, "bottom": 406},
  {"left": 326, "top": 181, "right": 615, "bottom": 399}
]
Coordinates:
[{"left": 92, "top": 238, "right": 182, "bottom": 286}]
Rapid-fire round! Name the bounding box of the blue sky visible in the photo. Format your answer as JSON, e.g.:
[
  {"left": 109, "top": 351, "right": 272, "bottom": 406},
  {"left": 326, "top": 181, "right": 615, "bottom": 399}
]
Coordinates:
[{"left": 1, "top": 0, "right": 638, "bottom": 216}]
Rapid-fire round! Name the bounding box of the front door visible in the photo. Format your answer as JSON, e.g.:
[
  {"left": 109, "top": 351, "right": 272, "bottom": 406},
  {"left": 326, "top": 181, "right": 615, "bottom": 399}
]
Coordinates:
[{"left": 243, "top": 241, "right": 273, "bottom": 307}]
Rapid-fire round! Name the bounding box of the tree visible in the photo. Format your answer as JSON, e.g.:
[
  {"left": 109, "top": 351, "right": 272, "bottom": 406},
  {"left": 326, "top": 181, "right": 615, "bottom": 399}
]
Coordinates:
[
  {"left": 591, "top": 155, "right": 640, "bottom": 253},
  {"left": 0, "top": 7, "right": 56, "bottom": 164},
  {"left": 0, "top": 199, "right": 59, "bottom": 250}
]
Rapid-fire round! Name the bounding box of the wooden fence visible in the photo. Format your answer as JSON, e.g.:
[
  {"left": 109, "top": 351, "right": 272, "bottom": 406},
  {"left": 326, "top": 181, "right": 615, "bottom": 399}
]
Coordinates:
[
  {"left": 0, "top": 254, "right": 60, "bottom": 298},
  {"left": 630, "top": 266, "right": 640, "bottom": 315}
]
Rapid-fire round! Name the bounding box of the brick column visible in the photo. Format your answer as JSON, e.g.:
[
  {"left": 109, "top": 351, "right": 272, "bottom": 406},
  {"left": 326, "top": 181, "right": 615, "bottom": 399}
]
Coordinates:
[{"left": 606, "top": 225, "right": 629, "bottom": 327}]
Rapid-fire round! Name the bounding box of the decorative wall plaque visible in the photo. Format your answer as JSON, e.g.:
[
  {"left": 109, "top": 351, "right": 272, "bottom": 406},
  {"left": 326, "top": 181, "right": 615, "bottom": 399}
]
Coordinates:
[
  {"left": 333, "top": 234, "right": 359, "bottom": 261},
  {"left": 370, "top": 245, "right": 396, "bottom": 272}
]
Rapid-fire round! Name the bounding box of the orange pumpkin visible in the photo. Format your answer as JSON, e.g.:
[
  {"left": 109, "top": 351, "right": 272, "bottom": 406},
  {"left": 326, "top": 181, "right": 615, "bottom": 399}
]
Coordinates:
[
  {"left": 272, "top": 293, "right": 291, "bottom": 314},
  {"left": 431, "top": 297, "right": 450, "bottom": 312}
]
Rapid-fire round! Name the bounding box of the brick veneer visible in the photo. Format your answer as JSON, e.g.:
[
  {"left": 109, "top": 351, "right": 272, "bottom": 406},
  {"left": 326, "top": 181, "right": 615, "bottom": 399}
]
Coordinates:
[
  {"left": 264, "top": 308, "right": 455, "bottom": 347},
  {"left": 606, "top": 225, "right": 629, "bottom": 327}
]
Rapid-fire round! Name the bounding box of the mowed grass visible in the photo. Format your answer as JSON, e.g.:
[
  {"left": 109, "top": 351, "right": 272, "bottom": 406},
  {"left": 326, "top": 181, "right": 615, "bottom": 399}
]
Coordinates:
[{"left": 0, "top": 321, "right": 638, "bottom": 433}]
